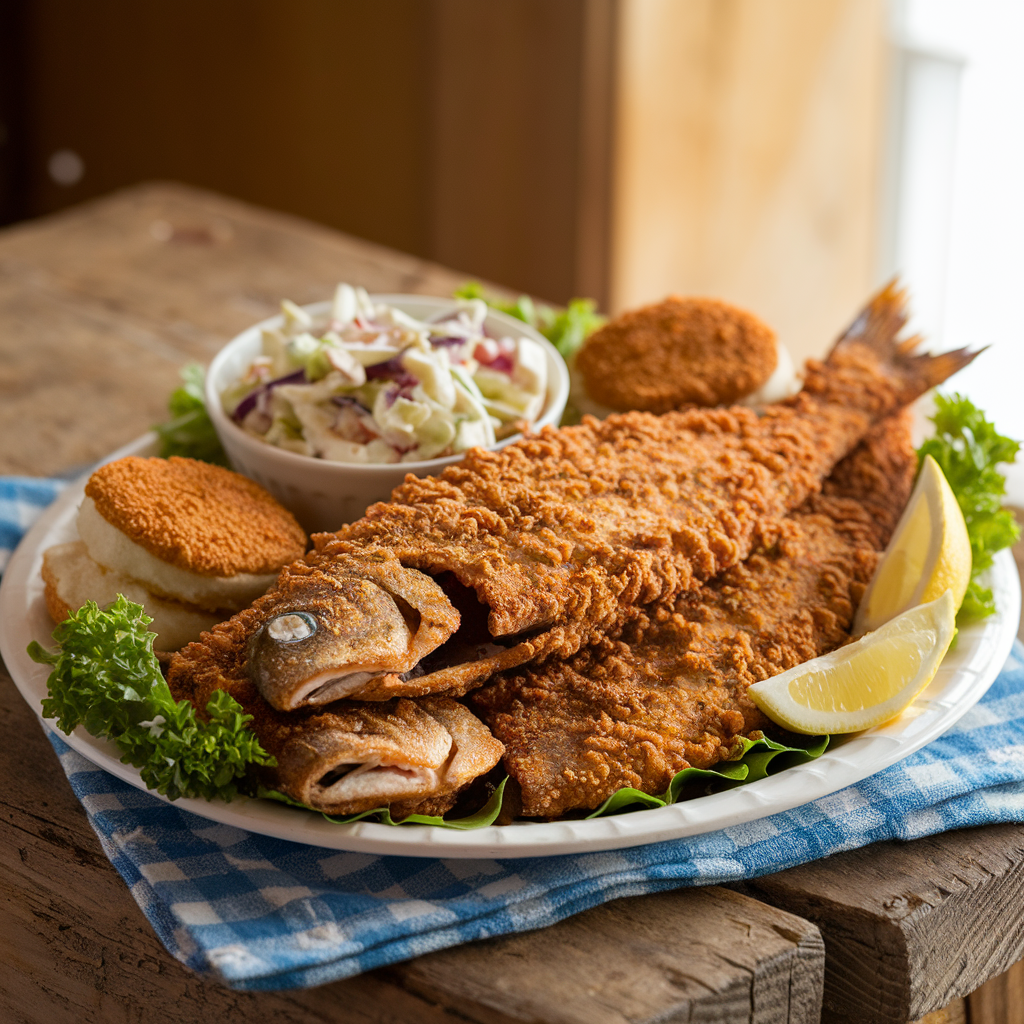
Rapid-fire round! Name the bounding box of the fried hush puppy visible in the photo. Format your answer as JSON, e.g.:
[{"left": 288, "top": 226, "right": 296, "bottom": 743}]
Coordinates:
[
  {"left": 42, "top": 456, "right": 307, "bottom": 651},
  {"left": 574, "top": 295, "right": 798, "bottom": 413}
]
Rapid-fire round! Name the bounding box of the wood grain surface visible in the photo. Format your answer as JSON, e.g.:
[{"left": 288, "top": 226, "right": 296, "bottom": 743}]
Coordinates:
[
  {"left": 0, "top": 182, "right": 823, "bottom": 1024},
  {"left": 914, "top": 1004, "right": 967, "bottom": 1024},
  {"left": 741, "top": 825, "right": 1024, "bottom": 1022},
  {"left": 398, "top": 886, "right": 823, "bottom": 1024},
  {"left": 0, "top": 181, "right": 469, "bottom": 476},
  {"left": 969, "top": 960, "right": 1024, "bottom": 1024},
  {"left": 2, "top": 181, "right": 1024, "bottom": 1024}
]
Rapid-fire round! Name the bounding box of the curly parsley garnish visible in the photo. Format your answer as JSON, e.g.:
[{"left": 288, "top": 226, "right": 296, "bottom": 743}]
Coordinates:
[
  {"left": 29, "top": 596, "right": 273, "bottom": 801},
  {"left": 917, "top": 392, "right": 1021, "bottom": 622}
]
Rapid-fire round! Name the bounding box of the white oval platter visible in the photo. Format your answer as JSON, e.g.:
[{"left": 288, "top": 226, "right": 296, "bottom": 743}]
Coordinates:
[{"left": 1, "top": 434, "right": 1019, "bottom": 859}]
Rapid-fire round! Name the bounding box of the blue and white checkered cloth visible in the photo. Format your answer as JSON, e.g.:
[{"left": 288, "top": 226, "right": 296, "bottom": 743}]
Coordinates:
[
  {"left": 0, "top": 476, "right": 65, "bottom": 572},
  {"left": 8, "top": 477, "right": 1024, "bottom": 991}
]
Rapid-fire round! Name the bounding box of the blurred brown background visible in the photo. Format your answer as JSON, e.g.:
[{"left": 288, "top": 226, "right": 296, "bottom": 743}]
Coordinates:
[{"left": 0, "top": 0, "right": 887, "bottom": 363}]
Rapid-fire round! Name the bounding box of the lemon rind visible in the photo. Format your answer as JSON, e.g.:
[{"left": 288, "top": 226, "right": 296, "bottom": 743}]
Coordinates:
[{"left": 749, "top": 592, "right": 956, "bottom": 735}]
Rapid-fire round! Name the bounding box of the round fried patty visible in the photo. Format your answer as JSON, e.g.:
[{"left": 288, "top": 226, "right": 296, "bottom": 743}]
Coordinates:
[
  {"left": 84, "top": 456, "right": 306, "bottom": 577},
  {"left": 576, "top": 296, "right": 778, "bottom": 412}
]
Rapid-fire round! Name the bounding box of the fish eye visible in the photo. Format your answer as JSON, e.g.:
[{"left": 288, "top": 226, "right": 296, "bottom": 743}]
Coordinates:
[{"left": 266, "top": 612, "right": 318, "bottom": 643}]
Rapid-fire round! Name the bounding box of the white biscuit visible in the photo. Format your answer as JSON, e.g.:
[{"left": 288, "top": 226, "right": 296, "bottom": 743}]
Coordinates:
[
  {"left": 77, "top": 498, "right": 279, "bottom": 612},
  {"left": 42, "top": 542, "right": 222, "bottom": 652}
]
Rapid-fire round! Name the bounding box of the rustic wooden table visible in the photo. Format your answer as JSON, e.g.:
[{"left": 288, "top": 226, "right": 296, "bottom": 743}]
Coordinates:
[{"left": 1, "top": 184, "right": 1022, "bottom": 1024}]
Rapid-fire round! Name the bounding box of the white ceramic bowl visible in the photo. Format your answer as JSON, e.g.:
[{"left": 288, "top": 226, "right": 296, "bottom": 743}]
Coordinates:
[{"left": 206, "top": 294, "right": 570, "bottom": 533}]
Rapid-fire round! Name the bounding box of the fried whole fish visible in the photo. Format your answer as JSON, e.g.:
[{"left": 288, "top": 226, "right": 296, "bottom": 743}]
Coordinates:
[
  {"left": 471, "top": 413, "right": 917, "bottom": 816},
  {"left": 172, "top": 284, "right": 973, "bottom": 714}
]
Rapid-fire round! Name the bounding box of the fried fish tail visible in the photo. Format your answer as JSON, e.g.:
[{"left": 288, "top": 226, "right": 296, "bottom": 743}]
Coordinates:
[{"left": 803, "top": 280, "right": 979, "bottom": 413}]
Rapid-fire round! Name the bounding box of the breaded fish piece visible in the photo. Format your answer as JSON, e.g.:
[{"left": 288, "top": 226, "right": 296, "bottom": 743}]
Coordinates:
[
  {"left": 269, "top": 696, "right": 503, "bottom": 817},
  {"left": 168, "top": 638, "right": 502, "bottom": 815},
  {"left": 575, "top": 296, "right": 779, "bottom": 412},
  {"left": 238, "top": 550, "right": 460, "bottom": 710},
  {"left": 471, "top": 415, "right": 916, "bottom": 817},
  {"left": 171, "top": 283, "right": 974, "bottom": 711}
]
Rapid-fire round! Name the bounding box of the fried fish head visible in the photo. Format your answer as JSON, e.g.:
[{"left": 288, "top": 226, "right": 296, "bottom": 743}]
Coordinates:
[{"left": 244, "top": 549, "right": 461, "bottom": 711}]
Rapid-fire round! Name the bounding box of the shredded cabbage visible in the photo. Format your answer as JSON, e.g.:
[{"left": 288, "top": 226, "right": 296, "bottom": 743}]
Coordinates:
[{"left": 225, "top": 284, "right": 549, "bottom": 463}]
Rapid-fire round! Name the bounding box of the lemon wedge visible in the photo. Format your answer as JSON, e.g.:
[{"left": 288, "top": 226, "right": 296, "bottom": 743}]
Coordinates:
[
  {"left": 748, "top": 591, "right": 956, "bottom": 734},
  {"left": 853, "top": 454, "right": 971, "bottom": 634}
]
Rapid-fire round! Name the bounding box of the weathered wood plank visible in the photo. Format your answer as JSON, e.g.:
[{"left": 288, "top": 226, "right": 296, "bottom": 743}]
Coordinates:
[
  {"left": 968, "top": 959, "right": 1024, "bottom": 1024},
  {"left": 0, "top": 656, "right": 822, "bottom": 1023},
  {"left": 739, "top": 826, "right": 1024, "bottom": 1023},
  {"left": 397, "top": 886, "right": 823, "bottom": 1024}
]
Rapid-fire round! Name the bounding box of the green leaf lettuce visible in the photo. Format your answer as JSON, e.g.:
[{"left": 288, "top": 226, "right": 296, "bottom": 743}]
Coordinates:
[
  {"left": 454, "top": 282, "right": 605, "bottom": 360},
  {"left": 586, "top": 734, "right": 829, "bottom": 818},
  {"left": 154, "top": 363, "right": 229, "bottom": 466},
  {"left": 917, "top": 392, "right": 1020, "bottom": 623}
]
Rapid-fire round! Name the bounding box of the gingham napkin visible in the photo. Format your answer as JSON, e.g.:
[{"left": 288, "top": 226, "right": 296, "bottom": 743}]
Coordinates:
[
  {"left": 8, "top": 477, "right": 1024, "bottom": 991},
  {"left": 0, "top": 476, "right": 65, "bottom": 572}
]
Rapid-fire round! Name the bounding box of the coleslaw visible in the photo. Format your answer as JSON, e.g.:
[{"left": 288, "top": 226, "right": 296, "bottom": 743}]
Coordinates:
[{"left": 220, "top": 285, "right": 549, "bottom": 464}]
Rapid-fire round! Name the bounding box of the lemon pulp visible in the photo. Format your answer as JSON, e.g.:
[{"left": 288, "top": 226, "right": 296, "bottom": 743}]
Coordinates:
[
  {"left": 749, "top": 591, "right": 955, "bottom": 734},
  {"left": 787, "top": 633, "right": 928, "bottom": 712}
]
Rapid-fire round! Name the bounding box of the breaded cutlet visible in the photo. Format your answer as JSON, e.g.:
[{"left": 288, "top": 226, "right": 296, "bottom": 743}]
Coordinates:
[
  {"left": 85, "top": 456, "right": 306, "bottom": 577},
  {"left": 575, "top": 296, "right": 778, "bottom": 412},
  {"left": 43, "top": 457, "right": 310, "bottom": 650}
]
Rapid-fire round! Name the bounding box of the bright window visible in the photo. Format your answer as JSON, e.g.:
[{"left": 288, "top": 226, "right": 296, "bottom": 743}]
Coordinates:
[{"left": 885, "top": 0, "right": 1024, "bottom": 494}]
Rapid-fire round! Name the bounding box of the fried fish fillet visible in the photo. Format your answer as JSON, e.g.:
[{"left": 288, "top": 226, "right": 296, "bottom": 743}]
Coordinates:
[
  {"left": 471, "top": 414, "right": 916, "bottom": 817},
  {"left": 171, "top": 284, "right": 973, "bottom": 714}
]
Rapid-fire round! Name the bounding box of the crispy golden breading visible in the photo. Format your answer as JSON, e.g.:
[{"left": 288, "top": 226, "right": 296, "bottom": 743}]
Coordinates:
[
  {"left": 314, "top": 292, "right": 966, "bottom": 691},
  {"left": 471, "top": 415, "right": 916, "bottom": 817},
  {"left": 168, "top": 614, "right": 502, "bottom": 815},
  {"left": 170, "top": 286, "right": 973, "bottom": 720},
  {"left": 575, "top": 296, "right": 778, "bottom": 412},
  {"left": 85, "top": 456, "right": 306, "bottom": 576},
  {"left": 177, "top": 549, "right": 461, "bottom": 712},
  {"left": 40, "top": 556, "right": 73, "bottom": 625},
  {"left": 168, "top": 285, "right": 969, "bottom": 821}
]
